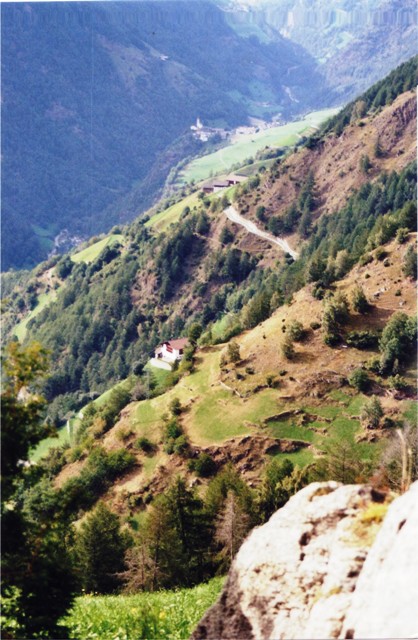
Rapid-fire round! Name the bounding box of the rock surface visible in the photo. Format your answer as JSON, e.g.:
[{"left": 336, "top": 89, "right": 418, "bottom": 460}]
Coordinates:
[{"left": 191, "top": 481, "right": 418, "bottom": 640}]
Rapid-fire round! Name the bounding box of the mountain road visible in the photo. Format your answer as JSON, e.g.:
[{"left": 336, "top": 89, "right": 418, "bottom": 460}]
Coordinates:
[{"left": 224, "top": 205, "right": 298, "bottom": 260}]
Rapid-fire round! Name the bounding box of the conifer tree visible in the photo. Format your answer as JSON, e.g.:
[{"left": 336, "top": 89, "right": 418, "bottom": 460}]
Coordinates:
[
  {"left": 1, "top": 342, "right": 77, "bottom": 639},
  {"left": 75, "top": 502, "right": 130, "bottom": 594}
]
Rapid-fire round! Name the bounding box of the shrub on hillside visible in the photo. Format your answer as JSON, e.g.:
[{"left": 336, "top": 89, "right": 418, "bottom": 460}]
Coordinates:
[
  {"left": 361, "top": 396, "right": 384, "bottom": 429},
  {"left": 287, "top": 320, "right": 305, "bottom": 342},
  {"left": 351, "top": 285, "right": 369, "bottom": 314},
  {"left": 402, "top": 245, "right": 417, "bottom": 279},
  {"left": 387, "top": 375, "right": 409, "bottom": 391},
  {"left": 349, "top": 369, "right": 370, "bottom": 392},
  {"left": 135, "top": 437, "right": 156, "bottom": 454},
  {"left": 396, "top": 227, "right": 409, "bottom": 244},
  {"left": 346, "top": 330, "right": 379, "bottom": 350},
  {"left": 170, "top": 397, "right": 183, "bottom": 416},
  {"left": 164, "top": 418, "right": 183, "bottom": 441},
  {"left": 189, "top": 453, "right": 217, "bottom": 478},
  {"left": 227, "top": 341, "right": 241, "bottom": 363},
  {"left": 281, "top": 334, "right": 295, "bottom": 360}
]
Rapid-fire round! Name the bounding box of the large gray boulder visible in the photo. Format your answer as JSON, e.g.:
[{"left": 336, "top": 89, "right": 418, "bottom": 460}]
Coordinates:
[{"left": 191, "top": 481, "right": 418, "bottom": 639}]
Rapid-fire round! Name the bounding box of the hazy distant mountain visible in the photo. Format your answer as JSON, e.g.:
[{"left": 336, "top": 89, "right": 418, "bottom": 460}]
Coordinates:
[
  {"left": 322, "top": 0, "right": 417, "bottom": 101},
  {"left": 217, "top": 0, "right": 416, "bottom": 91},
  {"left": 1, "top": 1, "right": 326, "bottom": 270}
]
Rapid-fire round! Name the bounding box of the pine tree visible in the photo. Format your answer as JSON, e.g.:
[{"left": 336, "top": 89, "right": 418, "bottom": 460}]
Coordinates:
[
  {"left": 119, "top": 539, "right": 158, "bottom": 593},
  {"left": 144, "top": 478, "right": 213, "bottom": 589},
  {"left": 75, "top": 502, "right": 130, "bottom": 594}
]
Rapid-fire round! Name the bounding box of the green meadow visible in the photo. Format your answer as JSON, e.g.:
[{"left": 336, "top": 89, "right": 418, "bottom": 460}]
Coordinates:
[
  {"left": 179, "top": 108, "right": 339, "bottom": 184},
  {"left": 71, "top": 234, "right": 124, "bottom": 264}
]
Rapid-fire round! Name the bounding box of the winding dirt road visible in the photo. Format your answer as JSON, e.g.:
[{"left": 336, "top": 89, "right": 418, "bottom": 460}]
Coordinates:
[{"left": 224, "top": 205, "right": 298, "bottom": 260}]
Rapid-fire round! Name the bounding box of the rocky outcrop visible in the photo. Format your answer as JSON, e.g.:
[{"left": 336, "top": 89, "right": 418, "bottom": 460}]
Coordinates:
[
  {"left": 341, "top": 481, "right": 418, "bottom": 639},
  {"left": 191, "top": 481, "right": 418, "bottom": 640}
]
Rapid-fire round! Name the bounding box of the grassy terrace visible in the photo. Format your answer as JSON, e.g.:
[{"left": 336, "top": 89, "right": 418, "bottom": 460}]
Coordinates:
[
  {"left": 129, "top": 349, "right": 280, "bottom": 446},
  {"left": 178, "top": 108, "right": 339, "bottom": 185},
  {"left": 145, "top": 192, "right": 201, "bottom": 233},
  {"left": 30, "top": 423, "right": 70, "bottom": 463},
  {"left": 71, "top": 234, "right": 124, "bottom": 264}
]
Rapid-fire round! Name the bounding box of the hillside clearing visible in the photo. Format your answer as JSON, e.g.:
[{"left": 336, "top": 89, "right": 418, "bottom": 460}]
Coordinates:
[
  {"left": 145, "top": 192, "right": 201, "bottom": 233},
  {"left": 14, "top": 290, "right": 57, "bottom": 342},
  {"left": 71, "top": 234, "right": 124, "bottom": 264}
]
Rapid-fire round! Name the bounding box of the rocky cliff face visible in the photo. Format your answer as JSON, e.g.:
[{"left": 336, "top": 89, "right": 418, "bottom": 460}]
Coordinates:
[{"left": 191, "top": 481, "right": 418, "bottom": 639}]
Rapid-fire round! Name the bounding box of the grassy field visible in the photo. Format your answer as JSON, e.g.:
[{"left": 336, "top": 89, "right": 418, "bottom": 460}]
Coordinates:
[
  {"left": 145, "top": 362, "right": 173, "bottom": 393},
  {"left": 62, "top": 576, "right": 224, "bottom": 640},
  {"left": 131, "top": 349, "right": 286, "bottom": 447},
  {"left": 14, "top": 290, "right": 57, "bottom": 342},
  {"left": 237, "top": 157, "right": 278, "bottom": 176},
  {"left": 145, "top": 192, "right": 200, "bottom": 233},
  {"left": 30, "top": 424, "right": 70, "bottom": 462},
  {"left": 178, "top": 108, "right": 339, "bottom": 184},
  {"left": 71, "top": 234, "right": 124, "bottom": 264}
]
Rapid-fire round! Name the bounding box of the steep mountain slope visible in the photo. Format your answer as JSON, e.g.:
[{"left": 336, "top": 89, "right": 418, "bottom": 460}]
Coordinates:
[
  {"left": 2, "top": 65, "right": 416, "bottom": 607},
  {"left": 3, "top": 61, "right": 416, "bottom": 420},
  {"left": 239, "top": 89, "right": 416, "bottom": 231},
  {"left": 1, "top": 0, "right": 325, "bottom": 271},
  {"left": 322, "top": 0, "right": 417, "bottom": 102}
]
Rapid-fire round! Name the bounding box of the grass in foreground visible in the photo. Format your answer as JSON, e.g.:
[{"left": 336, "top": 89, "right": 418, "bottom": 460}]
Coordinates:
[{"left": 62, "top": 576, "right": 224, "bottom": 640}]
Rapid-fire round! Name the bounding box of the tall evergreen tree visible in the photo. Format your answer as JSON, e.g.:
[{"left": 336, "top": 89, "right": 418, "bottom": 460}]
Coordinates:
[{"left": 75, "top": 502, "right": 130, "bottom": 594}]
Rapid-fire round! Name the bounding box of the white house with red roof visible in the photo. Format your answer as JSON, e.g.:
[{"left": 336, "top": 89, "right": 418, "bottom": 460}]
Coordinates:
[{"left": 154, "top": 338, "right": 190, "bottom": 364}]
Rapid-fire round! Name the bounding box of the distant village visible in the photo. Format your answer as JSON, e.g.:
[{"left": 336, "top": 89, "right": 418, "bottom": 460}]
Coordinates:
[
  {"left": 190, "top": 115, "right": 284, "bottom": 144},
  {"left": 190, "top": 117, "right": 230, "bottom": 143}
]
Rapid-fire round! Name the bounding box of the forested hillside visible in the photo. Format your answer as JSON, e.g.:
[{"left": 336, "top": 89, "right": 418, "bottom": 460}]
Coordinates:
[
  {"left": 1, "top": 0, "right": 325, "bottom": 271},
  {"left": 2, "top": 58, "right": 417, "bottom": 639}
]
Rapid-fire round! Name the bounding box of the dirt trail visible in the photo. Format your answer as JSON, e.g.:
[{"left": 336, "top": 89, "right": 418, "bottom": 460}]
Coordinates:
[{"left": 224, "top": 205, "right": 298, "bottom": 260}]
